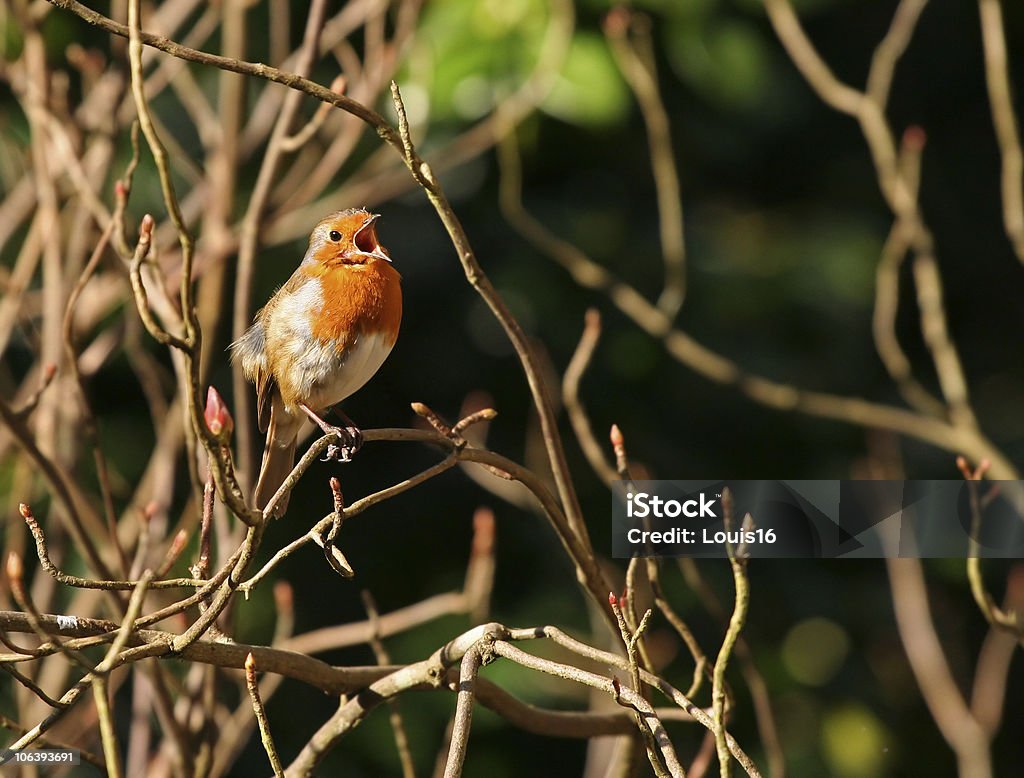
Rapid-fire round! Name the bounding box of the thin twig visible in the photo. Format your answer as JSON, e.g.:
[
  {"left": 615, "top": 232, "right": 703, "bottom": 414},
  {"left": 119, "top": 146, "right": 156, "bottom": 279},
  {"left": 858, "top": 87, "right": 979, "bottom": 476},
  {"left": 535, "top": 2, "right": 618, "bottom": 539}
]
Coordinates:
[
  {"left": 19, "top": 503, "right": 204, "bottom": 590},
  {"left": 604, "top": 8, "right": 686, "bottom": 318},
  {"left": 649, "top": 559, "right": 708, "bottom": 699},
  {"left": 712, "top": 490, "right": 750, "bottom": 778},
  {"left": 282, "top": 592, "right": 471, "bottom": 655},
  {"left": 495, "top": 640, "right": 687, "bottom": 778},
  {"left": 362, "top": 591, "right": 417, "bottom": 778},
  {"left": 128, "top": 215, "right": 187, "bottom": 349},
  {"left": 6, "top": 552, "right": 94, "bottom": 672},
  {"left": 678, "top": 559, "right": 784, "bottom": 778},
  {"left": 0, "top": 397, "right": 114, "bottom": 581},
  {"left": 0, "top": 663, "right": 67, "bottom": 710},
  {"left": 244, "top": 451, "right": 460, "bottom": 590},
  {"left": 764, "top": 0, "right": 979, "bottom": 430},
  {"left": 93, "top": 675, "right": 122, "bottom": 778},
  {"left": 978, "top": 0, "right": 1024, "bottom": 263},
  {"left": 563, "top": 309, "right": 618, "bottom": 486},
  {"left": 246, "top": 653, "right": 285, "bottom": 777},
  {"left": 610, "top": 593, "right": 667, "bottom": 778},
  {"left": 887, "top": 557, "right": 993, "bottom": 776},
  {"left": 871, "top": 126, "right": 947, "bottom": 418},
  {"left": 865, "top": 0, "right": 930, "bottom": 108},
  {"left": 959, "top": 457, "right": 1020, "bottom": 633},
  {"left": 61, "top": 216, "right": 128, "bottom": 573},
  {"left": 50, "top": 0, "right": 399, "bottom": 145},
  {"left": 970, "top": 565, "right": 1024, "bottom": 737},
  {"left": 280, "top": 76, "right": 346, "bottom": 151}
]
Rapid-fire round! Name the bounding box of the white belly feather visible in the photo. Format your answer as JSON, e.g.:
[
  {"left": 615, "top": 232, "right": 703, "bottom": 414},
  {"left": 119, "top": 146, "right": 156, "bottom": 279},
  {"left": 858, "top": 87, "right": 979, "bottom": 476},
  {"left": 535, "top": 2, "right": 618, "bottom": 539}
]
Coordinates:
[
  {"left": 301, "top": 330, "right": 395, "bottom": 409},
  {"left": 265, "top": 278, "right": 395, "bottom": 411}
]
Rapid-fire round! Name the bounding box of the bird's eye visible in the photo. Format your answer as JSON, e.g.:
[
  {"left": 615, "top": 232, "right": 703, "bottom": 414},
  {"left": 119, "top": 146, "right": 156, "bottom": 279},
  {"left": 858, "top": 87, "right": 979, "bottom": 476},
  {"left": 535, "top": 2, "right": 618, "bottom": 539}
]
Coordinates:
[{"left": 328, "top": 230, "right": 342, "bottom": 242}]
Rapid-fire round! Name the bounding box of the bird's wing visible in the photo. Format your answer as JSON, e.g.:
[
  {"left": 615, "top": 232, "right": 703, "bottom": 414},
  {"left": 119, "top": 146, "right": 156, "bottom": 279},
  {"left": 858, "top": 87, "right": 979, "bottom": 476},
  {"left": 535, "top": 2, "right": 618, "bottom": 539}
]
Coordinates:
[
  {"left": 229, "top": 317, "right": 276, "bottom": 433},
  {"left": 255, "top": 373, "right": 276, "bottom": 434}
]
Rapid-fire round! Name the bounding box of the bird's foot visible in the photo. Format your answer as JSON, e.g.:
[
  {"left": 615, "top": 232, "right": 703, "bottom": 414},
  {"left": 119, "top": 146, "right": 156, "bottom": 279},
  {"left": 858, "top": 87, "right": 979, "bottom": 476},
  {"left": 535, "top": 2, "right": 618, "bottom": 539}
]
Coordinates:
[
  {"left": 299, "top": 403, "right": 363, "bottom": 462},
  {"left": 323, "top": 425, "right": 363, "bottom": 462}
]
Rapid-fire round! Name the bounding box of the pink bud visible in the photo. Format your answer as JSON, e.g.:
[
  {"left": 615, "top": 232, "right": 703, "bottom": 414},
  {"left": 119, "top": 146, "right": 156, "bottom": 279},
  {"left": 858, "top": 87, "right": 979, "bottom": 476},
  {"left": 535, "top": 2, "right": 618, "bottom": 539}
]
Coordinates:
[
  {"left": 204, "top": 386, "right": 234, "bottom": 441},
  {"left": 977, "top": 459, "right": 991, "bottom": 479},
  {"left": 603, "top": 7, "right": 630, "bottom": 37},
  {"left": 903, "top": 125, "right": 926, "bottom": 152},
  {"left": 610, "top": 424, "right": 624, "bottom": 448},
  {"left": 956, "top": 456, "right": 971, "bottom": 480}
]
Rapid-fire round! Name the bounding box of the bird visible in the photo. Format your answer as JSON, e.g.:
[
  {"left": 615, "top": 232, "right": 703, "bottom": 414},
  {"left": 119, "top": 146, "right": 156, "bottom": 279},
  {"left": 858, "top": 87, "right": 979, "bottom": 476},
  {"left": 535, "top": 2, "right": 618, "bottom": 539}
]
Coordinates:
[{"left": 232, "top": 208, "right": 402, "bottom": 517}]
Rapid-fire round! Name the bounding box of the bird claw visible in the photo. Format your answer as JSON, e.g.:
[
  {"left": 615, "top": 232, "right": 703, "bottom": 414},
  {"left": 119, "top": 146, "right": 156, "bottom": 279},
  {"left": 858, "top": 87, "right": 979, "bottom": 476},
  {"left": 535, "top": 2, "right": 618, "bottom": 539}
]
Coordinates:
[{"left": 321, "top": 426, "right": 363, "bottom": 463}]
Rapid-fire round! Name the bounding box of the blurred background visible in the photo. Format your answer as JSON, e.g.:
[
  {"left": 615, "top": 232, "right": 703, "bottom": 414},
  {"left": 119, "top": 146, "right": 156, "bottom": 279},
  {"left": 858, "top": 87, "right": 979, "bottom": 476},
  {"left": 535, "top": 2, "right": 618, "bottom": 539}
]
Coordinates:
[{"left": 2, "top": 0, "right": 1024, "bottom": 775}]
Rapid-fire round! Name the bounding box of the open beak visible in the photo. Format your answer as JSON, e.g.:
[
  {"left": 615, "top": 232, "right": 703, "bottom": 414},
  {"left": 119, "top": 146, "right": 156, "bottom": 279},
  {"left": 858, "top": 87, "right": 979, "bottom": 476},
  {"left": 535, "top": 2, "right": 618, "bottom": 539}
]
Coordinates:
[{"left": 353, "top": 214, "right": 391, "bottom": 262}]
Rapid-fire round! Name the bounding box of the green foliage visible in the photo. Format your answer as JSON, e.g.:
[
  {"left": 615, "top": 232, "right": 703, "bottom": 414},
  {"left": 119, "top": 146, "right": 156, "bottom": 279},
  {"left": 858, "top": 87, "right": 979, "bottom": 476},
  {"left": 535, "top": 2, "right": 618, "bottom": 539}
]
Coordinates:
[
  {"left": 404, "top": 0, "right": 549, "bottom": 122},
  {"left": 665, "top": 16, "right": 778, "bottom": 112},
  {"left": 403, "top": 0, "right": 629, "bottom": 128},
  {"left": 782, "top": 617, "right": 850, "bottom": 686},
  {"left": 541, "top": 33, "right": 630, "bottom": 127},
  {"left": 821, "top": 704, "right": 893, "bottom": 777}
]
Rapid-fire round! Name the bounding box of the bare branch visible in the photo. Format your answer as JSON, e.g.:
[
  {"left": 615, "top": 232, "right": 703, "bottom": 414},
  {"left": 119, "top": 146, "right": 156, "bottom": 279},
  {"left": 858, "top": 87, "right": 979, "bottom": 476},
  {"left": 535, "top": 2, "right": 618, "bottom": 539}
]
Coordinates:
[
  {"left": 887, "top": 557, "right": 993, "bottom": 775},
  {"left": 20, "top": 503, "right": 204, "bottom": 591},
  {"left": 443, "top": 646, "right": 482, "bottom": 778},
  {"left": 563, "top": 310, "right": 618, "bottom": 486},
  {"left": 362, "top": 590, "right": 417, "bottom": 778},
  {"left": 978, "top": 0, "right": 1024, "bottom": 262},
  {"left": 712, "top": 490, "right": 751, "bottom": 778},
  {"left": 604, "top": 9, "right": 686, "bottom": 318},
  {"left": 246, "top": 653, "right": 285, "bottom": 778}
]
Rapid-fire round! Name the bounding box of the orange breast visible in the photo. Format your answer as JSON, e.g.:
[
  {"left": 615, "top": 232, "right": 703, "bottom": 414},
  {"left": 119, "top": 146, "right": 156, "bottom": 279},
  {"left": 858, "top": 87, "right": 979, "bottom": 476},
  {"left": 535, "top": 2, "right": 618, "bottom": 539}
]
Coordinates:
[{"left": 306, "top": 261, "right": 402, "bottom": 350}]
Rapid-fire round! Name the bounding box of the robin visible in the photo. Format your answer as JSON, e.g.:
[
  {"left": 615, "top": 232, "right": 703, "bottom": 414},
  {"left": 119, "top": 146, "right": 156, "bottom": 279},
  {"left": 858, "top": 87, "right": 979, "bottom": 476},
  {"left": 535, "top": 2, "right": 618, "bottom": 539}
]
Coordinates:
[{"left": 232, "top": 208, "right": 402, "bottom": 516}]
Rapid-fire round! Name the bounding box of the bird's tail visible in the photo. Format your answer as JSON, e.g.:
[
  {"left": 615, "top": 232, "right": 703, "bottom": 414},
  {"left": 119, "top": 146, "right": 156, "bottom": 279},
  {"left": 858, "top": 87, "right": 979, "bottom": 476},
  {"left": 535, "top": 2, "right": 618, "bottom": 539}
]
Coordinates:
[{"left": 254, "top": 402, "right": 299, "bottom": 517}]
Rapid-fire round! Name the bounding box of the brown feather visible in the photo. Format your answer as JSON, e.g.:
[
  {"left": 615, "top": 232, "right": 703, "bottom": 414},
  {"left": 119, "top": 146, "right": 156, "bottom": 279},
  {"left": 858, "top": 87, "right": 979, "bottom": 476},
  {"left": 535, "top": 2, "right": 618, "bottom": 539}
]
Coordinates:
[
  {"left": 256, "top": 372, "right": 274, "bottom": 434},
  {"left": 306, "top": 259, "right": 401, "bottom": 348},
  {"left": 253, "top": 393, "right": 301, "bottom": 516}
]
